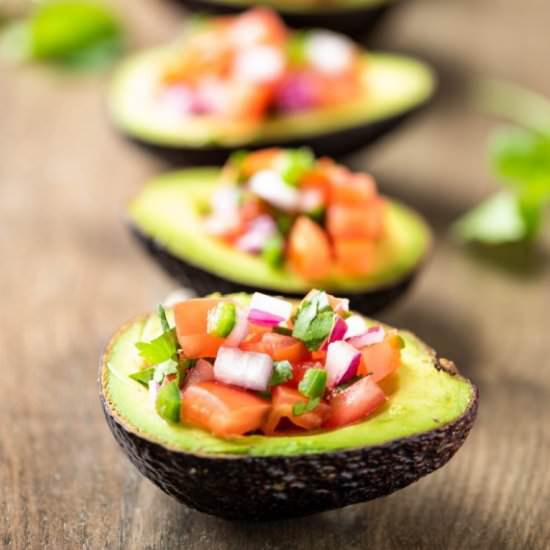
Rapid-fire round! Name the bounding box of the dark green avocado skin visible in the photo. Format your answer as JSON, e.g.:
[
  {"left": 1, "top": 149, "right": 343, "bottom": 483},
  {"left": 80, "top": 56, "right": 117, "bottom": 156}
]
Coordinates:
[
  {"left": 129, "top": 223, "right": 417, "bottom": 315},
  {"left": 100, "top": 360, "right": 478, "bottom": 521},
  {"left": 122, "top": 103, "right": 424, "bottom": 166},
  {"left": 175, "top": 0, "right": 396, "bottom": 39}
]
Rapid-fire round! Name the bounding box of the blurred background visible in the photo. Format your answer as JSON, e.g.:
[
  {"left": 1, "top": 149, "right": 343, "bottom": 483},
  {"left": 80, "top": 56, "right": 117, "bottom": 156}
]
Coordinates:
[{"left": 1, "top": 0, "right": 549, "bottom": 548}]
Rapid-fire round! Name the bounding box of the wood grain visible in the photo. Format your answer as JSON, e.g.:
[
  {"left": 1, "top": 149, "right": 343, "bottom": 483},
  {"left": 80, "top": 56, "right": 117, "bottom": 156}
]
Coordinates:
[{"left": 1, "top": 0, "right": 549, "bottom": 548}]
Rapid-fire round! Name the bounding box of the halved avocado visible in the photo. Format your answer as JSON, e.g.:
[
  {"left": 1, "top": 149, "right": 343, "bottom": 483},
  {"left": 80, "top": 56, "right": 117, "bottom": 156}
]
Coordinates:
[
  {"left": 176, "top": 0, "right": 399, "bottom": 38},
  {"left": 127, "top": 168, "right": 432, "bottom": 314},
  {"left": 109, "top": 51, "right": 436, "bottom": 164},
  {"left": 100, "top": 305, "right": 478, "bottom": 520}
]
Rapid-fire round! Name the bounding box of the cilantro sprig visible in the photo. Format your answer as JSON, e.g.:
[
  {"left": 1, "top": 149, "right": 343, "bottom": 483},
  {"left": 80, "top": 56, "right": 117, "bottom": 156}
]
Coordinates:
[
  {"left": 292, "top": 368, "right": 327, "bottom": 416},
  {"left": 453, "top": 81, "right": 550, "bottom": 244},
  {"left": 135, "top": 305, "right": 178, "bottom": 366},
  {"left": 129, "top": 305, "right": 180, "bottom": 387},
  {"left": 292, "top": 290, "right": 335, "bottom": 351}
]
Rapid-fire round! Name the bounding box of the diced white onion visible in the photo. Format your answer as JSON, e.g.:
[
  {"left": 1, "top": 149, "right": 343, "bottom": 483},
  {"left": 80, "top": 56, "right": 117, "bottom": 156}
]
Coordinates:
[
  {"left": 233, "top": 45, "right": 285, "bottom": 83},
  {"left": 300, "top": 188, "right": 324, "bottom": 213},
  {"left": 344, "top": 314, "right": 367, "bottom": 339},
  {"left": 249, "top": 292, "right": 293, "bottom": 323},
  {"left": 305, "top": 31, "right": 354, "bottom": 75},
  {"left": 326, "top": 340, "right": 361, "bottom": 388},
  {"left": 224, "top": 306, "right": 249, "bottom": 347},
  {"left": 236, "top": 215, "right": 277, "bottom": 253},
  {"left": 214, "top": 347, "right": 273, "bottom": 391},
  {"left": 249, "top": 169, "right": 301, "bottom": 211}
]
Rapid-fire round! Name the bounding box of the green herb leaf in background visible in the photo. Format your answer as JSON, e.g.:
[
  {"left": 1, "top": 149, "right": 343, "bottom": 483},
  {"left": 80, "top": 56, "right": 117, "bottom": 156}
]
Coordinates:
[
  {"left": 452, "top": 191, "right": 528, "bottom": 244},
  {"left": 453, "top": 81, "right": 550, "bottom": 244},
  {"left": 0, "top": 1, "right": 124, "bottom": 69}
]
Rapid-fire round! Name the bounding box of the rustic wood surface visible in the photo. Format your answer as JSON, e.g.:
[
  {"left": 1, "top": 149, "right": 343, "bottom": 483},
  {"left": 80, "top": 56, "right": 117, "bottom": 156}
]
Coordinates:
[{"left": 1, "top": 0, "right": 549, "bottom": 548}]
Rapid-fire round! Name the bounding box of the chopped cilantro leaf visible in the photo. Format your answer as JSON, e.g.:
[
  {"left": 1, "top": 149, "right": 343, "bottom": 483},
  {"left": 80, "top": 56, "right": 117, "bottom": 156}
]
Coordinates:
[
  {"left": 292, "top": 290, "right": 335, "bottom": 350},
  {"left": 292, "top": 397, "right": 320, "bottom": 417},
  {"left": 128, "top": 367, "right": 156, "bottom": 387},
  {"left": 135, "top": 328, "right": 177, "bottom": 366},
  {"left": 270, "top": 360, "right": 294, "bottom": 386}
]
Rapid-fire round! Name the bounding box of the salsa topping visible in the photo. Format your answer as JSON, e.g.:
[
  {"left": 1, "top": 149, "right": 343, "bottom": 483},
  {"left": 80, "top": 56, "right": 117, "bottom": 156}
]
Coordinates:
[
  {"left": 160, "top": 9, "right": 364, "bottom": 122},
  {"left": 203, "top": 148, "right": 386, "bottom": 281},
  {"left": 129, "top": 291, "right": 402, "bottom": 437}
]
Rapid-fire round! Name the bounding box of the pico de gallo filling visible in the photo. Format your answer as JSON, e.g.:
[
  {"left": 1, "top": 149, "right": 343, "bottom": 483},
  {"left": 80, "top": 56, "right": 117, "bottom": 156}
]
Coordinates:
[
  {"left": 159, "top": 8, "right": 365, "bottom": 121},
  {"left": 203, "top": 147, "right": 386, "bottom": 279},
  {"left": 129, "top": 290, "right": 403, "bottom": 438}
]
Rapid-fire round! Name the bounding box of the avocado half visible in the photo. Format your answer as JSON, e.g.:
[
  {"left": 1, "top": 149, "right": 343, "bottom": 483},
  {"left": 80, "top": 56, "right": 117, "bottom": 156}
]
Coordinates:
[
  {"left": 176, "top": 0, "right": 399, "bottom": 38},
  {"left": 127, "top": 168, "right": 433, "bottom": 314},
  {"left": 100, "top": 307, "right": 478, "bottom": 520},
  {"left": 109, "top": 51, "right": 436, "bottom": 164}
]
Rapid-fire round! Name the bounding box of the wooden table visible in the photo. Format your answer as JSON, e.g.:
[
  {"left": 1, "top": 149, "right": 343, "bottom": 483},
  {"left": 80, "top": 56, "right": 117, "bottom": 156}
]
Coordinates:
[{"left": 1, "top": 0, "right": 549, "bottom": 548}]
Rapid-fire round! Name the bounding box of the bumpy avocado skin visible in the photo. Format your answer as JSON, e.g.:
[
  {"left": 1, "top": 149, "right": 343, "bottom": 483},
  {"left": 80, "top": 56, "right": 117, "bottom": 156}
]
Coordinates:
[
  {"left": 175, "top": 0, "right": 395, "bottom": 39},
  {"left": 101, "top": 356, "right": 478, "bottom": 521},
  {"left": 129, "top": 224, "right": 417, "bottom": 314},
  {"left": 123, "top": 104, "right": 423, "bottom": 166}
]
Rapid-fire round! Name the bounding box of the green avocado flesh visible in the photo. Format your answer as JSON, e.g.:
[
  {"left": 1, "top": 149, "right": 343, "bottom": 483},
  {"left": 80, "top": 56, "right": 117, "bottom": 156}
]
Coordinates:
[
  {"left": 128, "top": 169, "right": 431, "bottom": 293},
  {"left": 200, "top": 0, "right": 395, "bottom": 13},
  {"left": 102, "top": 310, "right": 474, "bottom": 457},
  {"left": 109, "top": 51, "right": 435, "bottom": 148}
]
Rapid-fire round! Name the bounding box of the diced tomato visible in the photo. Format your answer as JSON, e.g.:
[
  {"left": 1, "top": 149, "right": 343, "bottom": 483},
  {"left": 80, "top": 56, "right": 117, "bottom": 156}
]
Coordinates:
[
  {"left": 326, "top": 199, "right": 385, "bottom": 239},
  {"left": 221, "top": 200, "right": 267, "bottom": 244},
  {"left": 181, "top": 381, "right": 270, "bottom": 437},
  {"left": 285, "top": 361, "right": 322, "bottom": 389},
  {"left": 174, "top": 298, "right": 220, "bottom": 335},
  {"left": 316, "top": 73, "right": 362, "bottom": 107},
  {"left": 262, "top": 333, "right": 307, "bottom": 362},
  {"left": 163, "top": 35, "right": 233, "bottom": 85},
  {"left": 182, "top": 358, "right": 214, "bottom": 389},
  {"left": 263, "top": 386, "right": 330, "bottom": 434},
  {"left": 241, "top": 332, "right": 306, "bottom": 362},
  {"left": 310, "top": 350, "right": 327, "bottom": 363},
  {"left": 178, "top": 335, "right": 223, "bottom": 359},
  {"left": 239, "top": 199, "right": 265, "bottom": 224},
  {"left": 229, "top": 82, "right": 274, "bottom": 120},
  {"left": 230, "top": 8, "right": 287, "bottom": 47},
  {"left": 334, "top": 238, "right": 375, "bottom": 275},
  {"left": 174, "top": 298, "right": 224, "bottom": 358},
  {"left": 324, "top": 377, "right": 386, "bottom": 429},
  {"left": 288, "top": 216, "right": 332, "bottom": 280},
  {"left": 241, "top": 148, "right": 281, "bottom": 178},
  {"left": 358, "top": 335, "right": 402, "bottom": 382},
  {"left": 330, "top": 173, "right": 376, "bottom": 206},
  {"left": 300, "top": 169, "right": 331, "bottom": 203}
]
